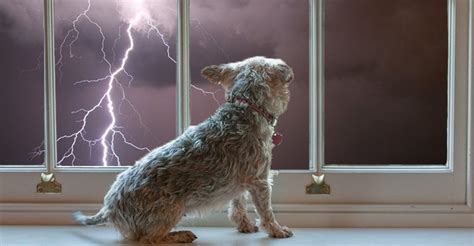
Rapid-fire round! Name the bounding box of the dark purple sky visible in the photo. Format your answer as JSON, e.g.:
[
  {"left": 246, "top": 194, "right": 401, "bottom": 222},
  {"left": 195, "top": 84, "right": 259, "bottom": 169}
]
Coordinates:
[
  {"left": 0, "top": 0, "right": 447, "bottom": 168},
  {"left": 325, "top": 0, "right": 447, "bottom": 164},
  {"left": 0, "top": 0, "right": 44, "bottom": 165}
]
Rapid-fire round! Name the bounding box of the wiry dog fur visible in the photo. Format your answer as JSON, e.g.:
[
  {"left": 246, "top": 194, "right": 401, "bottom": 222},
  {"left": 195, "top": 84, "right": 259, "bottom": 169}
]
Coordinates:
[{"left": 73, "top": 56, "right": 294, "bottom": 244}]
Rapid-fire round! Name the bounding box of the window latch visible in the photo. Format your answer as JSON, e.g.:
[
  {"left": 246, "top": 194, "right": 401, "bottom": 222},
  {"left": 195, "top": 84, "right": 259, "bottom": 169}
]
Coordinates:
[
  {"left": 306, "top": 173, "right": 330, "bottom": 195},
  {"left": 37, "top": 173, "right": 62, "bottom": 193}
]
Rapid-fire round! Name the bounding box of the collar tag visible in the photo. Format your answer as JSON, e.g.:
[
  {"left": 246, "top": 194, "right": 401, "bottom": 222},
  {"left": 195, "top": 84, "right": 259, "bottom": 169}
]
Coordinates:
[{"left": 272, "top": 132, "right": 283, "bottom": 146}]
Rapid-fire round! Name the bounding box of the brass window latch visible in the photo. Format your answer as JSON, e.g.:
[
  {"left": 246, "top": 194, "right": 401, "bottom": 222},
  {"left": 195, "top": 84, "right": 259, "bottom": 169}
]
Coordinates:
[
  {"left": 306, "top": 173, "right": 330, "bottom": 195},
  {"left": 37, "top": 172, "right": 62, "bottom": 193}
]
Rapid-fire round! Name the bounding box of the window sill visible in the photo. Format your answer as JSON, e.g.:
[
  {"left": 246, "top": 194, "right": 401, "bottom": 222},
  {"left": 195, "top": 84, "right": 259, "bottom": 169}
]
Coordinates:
[{"left": 1, "top": 202, "right": 473, "bottom": 227}]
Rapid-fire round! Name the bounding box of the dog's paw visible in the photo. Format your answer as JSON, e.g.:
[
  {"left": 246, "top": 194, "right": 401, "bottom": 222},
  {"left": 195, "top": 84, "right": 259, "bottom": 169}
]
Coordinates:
[
  {"left": 161, "top": 230, "right": 198, "bottom": 243},
  {"left": 268, "top": 226, "right": 293, "bottom": 238},
  {"left": 175, "top": 230, "right": 198, "bottom": 243},
  {"left": 237, "top": 222, "right": 259, "bottom": 233}
]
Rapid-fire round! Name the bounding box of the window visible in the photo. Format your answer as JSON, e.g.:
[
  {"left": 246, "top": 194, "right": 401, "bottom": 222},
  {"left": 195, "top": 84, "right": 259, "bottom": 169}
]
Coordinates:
[
  {"left": 325, "top": 0, "right": 448, "bottom": 165},
  {"left": 0, "top": 0, "right": 472, "bottom": 227},
  {"left": 189, "top": 0, "right": 309, "bottom": 169},
  {"left": 0, "top": 0, "right": 44, "bottom": 166},
  {"left": 3, "top": 0, "right": 309, "bottom": 169},
  {"left": 53, "top": 0, "right": 176, "bottom": 166}
]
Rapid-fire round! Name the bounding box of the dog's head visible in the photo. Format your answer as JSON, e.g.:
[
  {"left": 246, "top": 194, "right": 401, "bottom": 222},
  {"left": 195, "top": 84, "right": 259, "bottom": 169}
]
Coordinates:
[{"left": 201, "top": 56, "right": 293, "bottom": 117}]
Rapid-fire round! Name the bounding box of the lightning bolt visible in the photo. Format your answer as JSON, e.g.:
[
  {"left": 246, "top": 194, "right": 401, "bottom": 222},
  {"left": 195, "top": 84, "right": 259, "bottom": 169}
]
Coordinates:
[
  {"left": 54, "top": 1, "right": 150, "bottom": 166},
  {"left": 31, "top": 0, "right": 222, "bottom": 166}
]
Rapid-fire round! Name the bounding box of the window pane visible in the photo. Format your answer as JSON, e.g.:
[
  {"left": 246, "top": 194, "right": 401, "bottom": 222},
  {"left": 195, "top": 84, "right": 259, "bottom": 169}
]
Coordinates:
[
  {"left": 325, "top": 0, "right": 448, "bottom": 165},
  {"left": 0, "top": 0, "right": 44, "bottom": 165},
  {"left": 190, "top": 0, "right": 309, "bottom": 170},
  {"left": 55, "top": 0, "right": 176, "bottom": 166}
]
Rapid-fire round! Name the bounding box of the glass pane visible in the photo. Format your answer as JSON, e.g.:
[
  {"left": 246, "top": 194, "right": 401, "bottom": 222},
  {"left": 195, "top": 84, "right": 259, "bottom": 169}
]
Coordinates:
[
  {"left": 55, "top": 0, "right": 176, "bottom": 166},
  {"left": 325, "top": 0, "right": 448, "bottom": 165},
  {"left": 0, "top": 0, "right": 44, "bottom": 165},
  {"left": 190, "top": 0, "right": 309, "bottom": 170}
]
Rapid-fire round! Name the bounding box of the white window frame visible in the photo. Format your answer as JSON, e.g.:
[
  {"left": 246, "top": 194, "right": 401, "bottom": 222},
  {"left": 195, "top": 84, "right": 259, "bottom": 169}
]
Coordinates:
[{"left": 0, "top": 0, "right": 473, "bottom": 227}]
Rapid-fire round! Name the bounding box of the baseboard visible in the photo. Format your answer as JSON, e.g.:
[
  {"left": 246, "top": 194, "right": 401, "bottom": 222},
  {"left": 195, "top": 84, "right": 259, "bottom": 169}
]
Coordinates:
[{"left": 1, "top": 203, "right": 473, "bottom": 227}]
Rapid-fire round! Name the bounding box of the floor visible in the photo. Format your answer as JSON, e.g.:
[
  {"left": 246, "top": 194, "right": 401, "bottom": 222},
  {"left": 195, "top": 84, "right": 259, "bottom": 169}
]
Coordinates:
[{"left": 0, "top": 226, "right": 473, "bottom": 245}]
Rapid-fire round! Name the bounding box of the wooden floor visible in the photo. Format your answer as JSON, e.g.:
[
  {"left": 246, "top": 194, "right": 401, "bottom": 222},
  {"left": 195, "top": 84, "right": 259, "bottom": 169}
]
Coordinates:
[{"left": 0, "top": 226, "right": 473, "bottom": 245}]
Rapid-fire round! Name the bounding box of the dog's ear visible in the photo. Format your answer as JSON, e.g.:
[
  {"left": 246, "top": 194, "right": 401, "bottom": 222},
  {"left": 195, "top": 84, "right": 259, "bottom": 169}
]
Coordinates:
[
  {"left": 275, "top": 64, "right": 294, "bottom": 84},
  {"left": 201, "top": 65, "right": 234, "bottom": 89},
  {"left": 201, "top": 65, "right": 221, "bottom": 83}
]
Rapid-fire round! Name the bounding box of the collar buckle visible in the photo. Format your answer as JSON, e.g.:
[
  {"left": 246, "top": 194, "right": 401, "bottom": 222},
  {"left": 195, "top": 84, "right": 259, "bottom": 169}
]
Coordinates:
[{"left": 270, "top": 118, "right": 277, "bottom": 128}]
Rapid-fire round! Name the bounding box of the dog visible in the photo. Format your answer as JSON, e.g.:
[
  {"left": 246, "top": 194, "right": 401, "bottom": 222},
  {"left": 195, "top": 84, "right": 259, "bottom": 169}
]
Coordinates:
[{"left": 73, "top": 56, "right": 294, "bottom": 244}]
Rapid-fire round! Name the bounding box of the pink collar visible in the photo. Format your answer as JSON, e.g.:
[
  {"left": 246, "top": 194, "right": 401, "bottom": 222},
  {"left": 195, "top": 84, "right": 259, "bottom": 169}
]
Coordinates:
[
  {"left": 227, "top": 97, "right": 277, "bottom": 127},
  {"left": 227, "top": 96, "right": 283, "bottom": 146}
]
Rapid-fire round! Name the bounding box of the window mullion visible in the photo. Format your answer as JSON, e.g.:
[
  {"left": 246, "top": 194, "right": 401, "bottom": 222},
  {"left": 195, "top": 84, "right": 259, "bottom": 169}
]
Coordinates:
[
  {"left": 44, "top": 0, "right": 58, "bottom": 172},
  {"left": 176, "top": 0, "right": 191, "bottom": 135},
  {"left": 309, "top": 0, "right": 325, "bottom": 172}
]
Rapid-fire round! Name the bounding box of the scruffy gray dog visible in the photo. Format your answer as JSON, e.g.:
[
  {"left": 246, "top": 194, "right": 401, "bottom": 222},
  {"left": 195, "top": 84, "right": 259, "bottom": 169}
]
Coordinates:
[{"left": 74, "top": 56, "right": 294, "bottom": 244}]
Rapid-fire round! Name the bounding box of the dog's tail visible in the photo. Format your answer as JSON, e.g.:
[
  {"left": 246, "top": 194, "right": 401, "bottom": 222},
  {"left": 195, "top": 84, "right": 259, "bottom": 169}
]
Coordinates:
[{"left": 72, "top": 207, "right": 108, "bottom": 226}]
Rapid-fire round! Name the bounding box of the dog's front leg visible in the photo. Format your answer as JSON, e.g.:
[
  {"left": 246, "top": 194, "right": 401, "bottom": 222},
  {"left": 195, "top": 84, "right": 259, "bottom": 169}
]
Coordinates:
[
  {"left": 228, "top": 194, "right": 259, "bottom": 233},
  {"left": 249, "top": 179, "right": 293, "bottom": 238}
]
